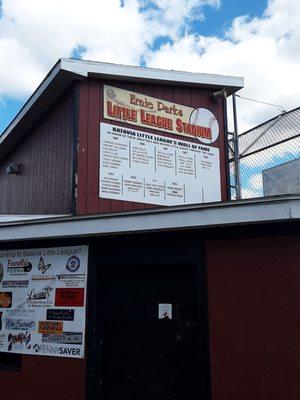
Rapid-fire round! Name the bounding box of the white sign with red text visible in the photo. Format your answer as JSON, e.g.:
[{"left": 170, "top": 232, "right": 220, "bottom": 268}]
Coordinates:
[{"left": 103, "top": 84, "right": 219, "bottom": 144}]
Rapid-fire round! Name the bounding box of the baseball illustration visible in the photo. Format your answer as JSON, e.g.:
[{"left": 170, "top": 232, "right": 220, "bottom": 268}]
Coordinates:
[{"left": 189, "top": 108, "right": 219, "bottom": 144}]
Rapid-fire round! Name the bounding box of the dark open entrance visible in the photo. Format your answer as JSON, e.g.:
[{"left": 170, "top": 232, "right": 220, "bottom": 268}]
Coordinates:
[{"left": 96, "top": 263, "right": 209, "bottom": 399}]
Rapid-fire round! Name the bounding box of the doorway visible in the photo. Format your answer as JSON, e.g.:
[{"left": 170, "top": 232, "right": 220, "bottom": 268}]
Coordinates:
[{"left": 96, "top": 263, "right": 209, "bottom": 399}]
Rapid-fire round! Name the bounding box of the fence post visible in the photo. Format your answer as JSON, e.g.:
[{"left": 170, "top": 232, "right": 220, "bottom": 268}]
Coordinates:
[{"left": 232, "top": 94, "right": 242, "bottom": 199}]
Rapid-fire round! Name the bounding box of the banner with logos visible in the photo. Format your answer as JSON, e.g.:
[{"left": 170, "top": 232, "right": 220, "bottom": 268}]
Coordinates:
[
  {"left": 99, "top": 122, "right": 221, "bottom": 205},
  {"left": 103, "top": 84, "right": 220, "bottom": 144},
  {"left": 0, "top": 245, "right": 88, "bottom": 358}
]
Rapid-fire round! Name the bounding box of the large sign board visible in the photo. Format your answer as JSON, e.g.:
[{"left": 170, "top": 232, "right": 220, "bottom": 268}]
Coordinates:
[
  {"left": 0, "top": 245, "right": 88, "bottom": 358},
  {"left": 99, "top": 123, "right": 221, "bottom": 206},
  {"left": 103, "top": 85, "right": 219, "bottom": 144}
]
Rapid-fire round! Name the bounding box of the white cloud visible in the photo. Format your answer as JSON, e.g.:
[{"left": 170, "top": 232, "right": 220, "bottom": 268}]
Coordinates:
[
  {"left": 0, "top": 0, "right": 218, "bottom": 100},
  {"left": 140, "top": 0, "right": 220, "bottom": 39},
  {"left": 241, "top": 188, "right": 261, "bottom": 199},
  {"left": 0, "top": 0, "right": 149, "bottom": 98},
  {"left": 249, "top": 173, "right": 263, "bottom": 190}
]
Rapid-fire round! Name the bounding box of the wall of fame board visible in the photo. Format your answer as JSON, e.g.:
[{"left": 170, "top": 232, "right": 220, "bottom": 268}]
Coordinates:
[
  {"left": 99, "top": 122, "right": 221, "bottom": 206},
  {"left": 0, "top": 245, "right": 88, "bottom": 358}
]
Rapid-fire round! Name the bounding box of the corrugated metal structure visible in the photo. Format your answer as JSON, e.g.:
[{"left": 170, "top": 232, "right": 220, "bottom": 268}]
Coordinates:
[{"left": 263, "top": 157, "right": 300, "bottom": 196}]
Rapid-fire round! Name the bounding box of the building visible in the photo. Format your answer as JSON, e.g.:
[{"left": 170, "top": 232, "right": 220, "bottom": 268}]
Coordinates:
[
  {"left": 0, "top": 59, "right": 299, "bottom": 400},
  {"left": 263, "top": 157, "right": 300, "bottom": 196}
]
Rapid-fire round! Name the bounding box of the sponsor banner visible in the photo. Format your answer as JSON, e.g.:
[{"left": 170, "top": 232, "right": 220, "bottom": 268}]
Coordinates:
[
  {"left": 103, "top": 84, "right": 219, "bottom": 144},
  {"left": 55, "top": 288, "right": 84, "bottom": 307},
  {"left": 46, "top": 309, "right": 74, "bottom": 321},
  {"left": 0, "top": 245, "right": 88, "bottom": 358},
  {"left": 5, "top": 318, "right": 36, "bottom": 331},
  {"left": 42, "top": 332, "right": 82, "bottom": 345},
  {"left": 38, "top": 321, "right": 63, "bottom": 334},
  {"left": 99, "top": 123, "right": 221, "bottom": 206}
]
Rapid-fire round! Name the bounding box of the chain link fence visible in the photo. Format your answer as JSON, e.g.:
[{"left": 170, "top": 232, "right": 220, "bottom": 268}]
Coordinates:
[{"left": 230, "top": 106, "right": 300, "bottom": 200}]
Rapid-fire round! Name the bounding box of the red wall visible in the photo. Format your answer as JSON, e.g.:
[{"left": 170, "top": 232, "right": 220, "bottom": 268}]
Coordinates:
[
  {"left": 206, "top": 235, "right": 300, "bottom": 400},
  {"left": 77, "top": 78, "right": 227, "bottom": 215},
  {"left": 0, "top": 357, "right": 85, "bottom": 400}
]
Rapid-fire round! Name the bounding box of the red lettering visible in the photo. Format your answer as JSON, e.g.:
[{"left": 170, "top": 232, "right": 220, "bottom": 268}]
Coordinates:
[
  {"left": 106, "top": 101, "right": 137, "bottom": 123},
  {"left": 176, "top": 118, "right": 212, "bottom": 139},
  {"left": 140, "top": 110, "right": 173, "bottom": 131}
]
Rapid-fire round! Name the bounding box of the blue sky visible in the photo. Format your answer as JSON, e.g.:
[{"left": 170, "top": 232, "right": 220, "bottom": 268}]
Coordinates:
[
  {"left": 0, "top": 0, "right": 268, "bottom": 134},
  {"left": 189, "top": 0, "right": 267, "bottom": 37}
]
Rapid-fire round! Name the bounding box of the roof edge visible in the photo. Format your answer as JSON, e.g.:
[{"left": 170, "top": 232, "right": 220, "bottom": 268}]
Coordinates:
[
  {"left": 0, "top": 196, "right": 297, "bottom": 243},
  {"left": 61, "top": 58, "right": 244, "bottom": 90}
]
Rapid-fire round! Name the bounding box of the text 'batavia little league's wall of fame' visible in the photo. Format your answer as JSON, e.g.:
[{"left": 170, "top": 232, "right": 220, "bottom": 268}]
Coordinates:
[
  {"left": 0, "top": 245, "right": 88, "bottom": 358},
  {"left": 99, "top": 123, "right": 221, "bottom": 206}
]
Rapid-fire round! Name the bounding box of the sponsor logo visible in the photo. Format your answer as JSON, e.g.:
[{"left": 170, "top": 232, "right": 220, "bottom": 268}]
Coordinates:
[
  {"left": 26, "top": 287, "right": 53, "bottom": 307},
  {"left": 0, "top": 263, "right": 3, "bottom": 284},
  {"left": 46, "top": 309, "right": 74, "bottom": 321},
  {"left": 42, "top": 332, "right": 82, "bottom": 345},
  {"left": 0, "top": 333, "right": 5, "bottom": 350},
  {"left": 56, "top": 273, "right": 85, "bottom": 287},
  {"left": 5, "top": 318, "right": 36, "bottom": 331},
  {"left": 6, "top": 308, "right": 36, "bottom": 317},
  {"left": 0, "top": 292, "right": 12, "bottom": 308},
  {"left": 33, "top": 344, "right": 81, "bottom": 357},
  {"left": 2, "top": 280, "right": 29, "bottom": 288},
  {"left": 38, "top": 257, "right": 52, "bottom": 274},
  {"left": 38, "top": 321, "right": 63, "bottom": 334},
  {"left": 7, "top": 259, "right": 32, "bottom": 275},
  {"left": 31, "top": 275, "right": 56, "bottom": 281},
  {"left": 55, "top": 288, "right": 84, "bottom": 307},
  {"left": 27, "top": 286, "right": 52, "bottom": 301},
  {"left": 8, "top": 332, "right": 31, "bottom": 351},
  {"left": 66, "top": 255, "right": 80, "bottom": 273}
]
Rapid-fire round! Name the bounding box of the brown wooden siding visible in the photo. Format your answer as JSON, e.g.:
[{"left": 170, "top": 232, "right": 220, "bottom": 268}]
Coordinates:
[
  {"left": 77, "top": 79, "right": 227, "bottom": 215},
  {"left": 206, "top": 235, "right": 300, "bottom": 400},
  {"left": 0, "top": 87, "right": 75, "bottom": 215}
]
